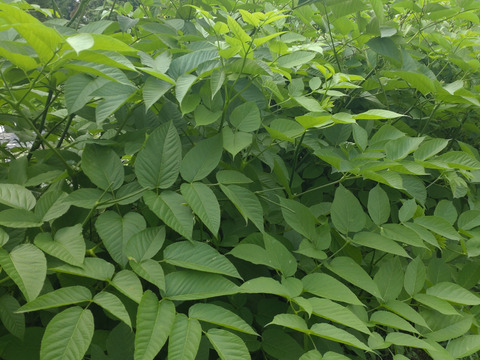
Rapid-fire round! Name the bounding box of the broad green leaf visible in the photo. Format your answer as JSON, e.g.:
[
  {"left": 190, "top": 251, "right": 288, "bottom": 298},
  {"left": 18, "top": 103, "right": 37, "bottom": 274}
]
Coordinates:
[
  {"left": 18, "top": 286, "right": 91, "bottom": 313},
  {"left": 309, "top": 297, "right": 371, "bottom": 335},
  {"left": 222, "top": 127, "right": 253, "bottom": 158},
  {"left": 368, "top": 185, "right": 390, "bottom": 225},
  {"left": 262, "top": 328, "right": 304, "bottom": 359},
  {"left": 96, "top": 211, "right": 146, "bottom": 267},
  {"left": 0, "top": 294, "right": 24, "bottom": 339},
  {"left": 436, "top": 151, "right": 480, "bottom": 170},
  {"left": 299, "top": 350, "right": 323, "bottom": 360},
  {"left": 40, "top": 307, "right": 94, "bottom": 360},
  {"left": 95, "top": 89, "right": 136, "bottom": 123},
  {"left": 134, "top": 292, "right": 175, "bottom": 360},
  {"left": 385, "top": 136, "right": 425, "bottom": 160},
  {"left": 353, "top": 232, "right": 410, "bottom": 258},
  {"left": 384, "top": 300, "right": 429, "bottom": 328},
  {"left": 278, "top": 51, "right": 315, "bottom": 67},
  {"left": 264, "top": 233, "right": 297, "bottom": 277},
  {"left": 370, "top": 311, "right": 419, "bottom": 333},
  {"left": 180, "top": 183, "right": 221, "bottom": 236},
  {"left": 446, "top": 335, "right": 480, "bottom": 358},
  {"left": 168, "top": 314, "right": 202, "bottom": 360},
  {"left": 210, "top": 69, "right": 225, "bottom": 99},
  {"left": 425, "top": 315, "right": 473, "bottom": 342},
  {"left": 228, "top": 243, "right": 271, "bottom": 268},
  {"left": 189, "top": 303, "right": 257, "bottom": 335},
  {"left": 65, "top": 61, "right": 130, "bottom": 84},
  {"left": 180, "top": 135, "right": 223, "bottom": 183},
  {"left": 385, "top": 332, "right": 434, "bottom": 351},
  {"left": 331, "top": 185, "right": 366, "bottom": 234},
  {"left": 303, "top": 273, "right": 363, "bottom": 306},
  {"left": 34, "top": 191, "right": 70, "bottom": 222},
  {"left": 353, "top": 109, "right": 403, "bottom": 120},
  {"left": 129, "top": 259, "right": 165, "bottom": 291},
  {"left": 175, "top": 74, "right": 196, "bottom": 104},
  {"left": 220, "top": 184, "right": 264, "bottom": 232},
  {"left": 93, "top": 292, "right": 131, "bottom": 327},
  {"left": 404, "top": 257, "right": 426, "bottom": 296},
  {"left": 413, "top": 294, "right": 459, "bottom": 316},
  {"left": 426, "top": 282, "right": 480, "bottom": 305},
  {"left": 0, "top": 245, "right": 46, "bottom": 302},
  {"left": 110, "top": 270, "right": 143, "bottom": 304},
  {"left": 457, "top": 210, "right": 480, "bottom": 231},
  {"left": 0, "top": 209, "right": 41, "bottom": 228},
  {"left": 268, "top": 313, "right": 309, "bottom": 332},
  {"left": 65, "top": 188, "right": 112, "bottom": 209},
  {"left": 142, "top": 77, "right": 172, "bottom": 111},
  {"left": 216, "top": 170, "right": 253, "bottom": 184},
  {"left": 163, "top": 241, "right": 240, "bottom": 279},
  {"left": 374, "top": 258, "right": 404, "bottom": 302},
  {"left": 206, "top": 328, "right": 251, "bottom": 360},
  {"left": 327, "top": 256, "right": 382, "bottom": 299},
  {"left": 81, "top": 144, "right": 124, "bottom": 191},
  {"left": 227, "top": 15, "right": 251, "bottom": 44},
  {"left": 386, "top": 70, "right": 437, "bottom": 95},
  {"left": 135, "top": 121, "right": 182, "bottom": 189},
  {"left": 124, "top": 226, "right": 165, "bottom": 262},
  {"left": 414, "top": 216, "right": 461, "bottom": 240},
  {"left": 194, "top": 105, "right": 222, "bottom": 126},
  {"left": 50, "top": 257, "right": 115, "bottom": 281},
  {"left": 0, "top": 184, "right": 35, "bottom": 210},
  {"left": 414, "top": 138, "right": 449, "bottom": 161},
  {"left": 279, "top": 198, "right": 317, "bottom": 240},
  {"left": 230, "top": 102, "right": 261, "bottom": 132},
  {"left": 310, "top": 323, "right": 371, "bottom": 352},
  {"left": 165, "top": 271, "right": 239, "bottom": 301},
  {"left": 381, "top": 223, "right": 426, "bottom": 248},
  {"left": 366, "top": 36, "right": 401, "bottom": 61},
  {"left": 67, "top": 33, "right": 94, "bottom": 54},
  {"left": 143, "top": 191, "right": 193, "bottom": 240},
  {"left": 34, "top": 224, "right": 85, "bottom": 267},
  {"left": 398, "top": 199, "right": 417, "bottom": 223}
]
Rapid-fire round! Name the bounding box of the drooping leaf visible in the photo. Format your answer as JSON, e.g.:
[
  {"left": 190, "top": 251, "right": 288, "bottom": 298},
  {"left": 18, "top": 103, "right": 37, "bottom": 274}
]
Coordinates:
[
  {"left": 93, "top": 292, "right": 131, "bottom": 327},
  {"left": 134, "top": 291, "right": 175, "bottom": 360},
  {"left": 142, "top": 77, "right": 172, "bottom": 111},
  {"left": 220, "top": 184, "right": 264, "bottom": 232},
  {"left": 0, "top": 245, "right": 46, "bottom": 302},
  {"left": 81, "top": 144, "right": 124, "bottom": 191},
  {"left": 371, "top": 310, "right": 419, "bottom": 333},
  {"left": 413, "top": 294, "right": 459, "bottom": 316},
  {"left": 180, "top": 134, "right": 223, "bottom": 182},
  {"left": 414, "top": 216, "right": 461, "bottom": 240},
  {"left": 353, "top": 232, "right": 410, "bottom": 258},
  {"left": 446, "top": 335, "right": 480, "bottom": 358},
  {"left": 385, "top": 332, "right": 434, "bottom": 351},
  {"left": 310, "top": 323, "right": 371, "bottom": 352},
  {"left": 163, "top": 241, "right": 240, "bottom": 278},
  {"left": 426, "top": 282, "right": 480, "bottom": 305},
  {"left": 384, "top": 300, "right": 430, "bottom": 328},
  {"left": 0, "top": 294, "right": 24, "bottom": 339},
  {"left": 240, "top": 277, "right": 292, "bottom": 298},
  {"left": 168, "top": 314, "right": 202, "bottom": 360},
  {"left": 268, "top": 313, "right": 309, "bottom": 332},
  {"left": 279, "top": 198, "right": 317, "bottom": 241},
  {"left": 135, "top": 121, "right": 182, "bottom": 189},
  {"left": 18, "top": 286, "right": 92, "bottom": 313},
  {"left": 40, "top": 307, "right": 94, "bottom": 360},
  {"left": 206, "top": 328, "right": 251, "bottom": 360}
]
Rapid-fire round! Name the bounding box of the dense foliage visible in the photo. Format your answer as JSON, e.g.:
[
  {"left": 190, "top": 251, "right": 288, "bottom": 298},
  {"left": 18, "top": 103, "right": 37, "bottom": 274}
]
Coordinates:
[{"left": 0, "top": 0, "right": 480, "bottom": 359}]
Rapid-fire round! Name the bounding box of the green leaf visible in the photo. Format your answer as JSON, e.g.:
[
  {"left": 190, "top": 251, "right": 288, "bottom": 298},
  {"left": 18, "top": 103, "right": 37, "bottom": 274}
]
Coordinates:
[
  {"left": 168, "top": 314, "right": 202, "bottom": 360},
  {"left": 222, "top": 127, "right": 253, "bottom": 158},
  {"left": 135, "top": 121, "right": 182, "bottom": 189},
  {"left": 142, "top": 77, "right": 172, "bottom": 111},
  {"left": 143, "top": 191, "right": 193, "bottom": 240},
  {"left": 446, "top": 335, "right": 480, "bottom": 358},
  {"left": 398, "top": 199, "right": 417, "bottom": 223},
  {"left": 220, "top": 184, "right": 264, "bottom": 232},
  {"left": 426, "top": 282, "right": 480, "bottom": 305},
  {"left": 264, "top": 233, "right": 297, "bottom": 277},
  {"left": 0, "top": 294, "right": 24, "bottom": 339},
  {"left": 34, "top": 191, "right": 70, "bottom": 222},
  {"left": 164, "top": 240, "right": 240, "bottom": 278},
  {"left": 227, "top": 15, "right": 251, "bottom": 43},
  {"left": 414, "top": 216, "right": 461, "bottom": 240},
  {"left": 194, "top": 105, "right": 222, "bottom": 126},
  {"left": 404, "top": 257, "right": 426, "bottom": 296},
  {"left": 180, "top": 183, "right": 221, "bottom": 236},
  {"left": 110, "top": 270, "right": 143, "bottom": 304},
  {"left": 384, "top": 300, "right": 430, "bottom": 329},
  {"left": 134, "top": 291, "right": 175, "bottom": 360},
  {"left": 299, "top": 350, "right": 323, "bottom": 360},
  {"left": 230, "top": 102, "right": 261, "bottom": 132},
  {"left": 385, "top": 136, "right": 425, "bottom": 160},
  {"left": 65, "top": 188, "right": 112, "bottom": 209},
  {"left": 353, "top": 232, "right": 410, "bottom": 258},
  {"left": 279, "top": 198, "right": 317, "bottom": 241},
  {"left": 381, "top": 223, "right": 426, "bottom": 248},
  {"left": 34, "top": 224, "right": 85, "bottom": 267},
  {"left": 216, "top": 170, "right": 253, "bottom": 184},
  {"left": 309, "top": 297, "right": 371, "bottom": 335},
  {"left": 175, "top": 74, "right": 196, "bottom": 104},
  {"left": 129, "top": 259, "right": 165, "bottom": 291},
  {"left": 303, "top": 273, "right": 363, "bottom": 306},
  {"left": 50, "top": 257, "right": 115, "bottom": 281},
  {"left": 414, "top": 138, "right": 449, "bottom": 161},
  {"left": 0, "top": 209, "right": 43, "bottom": 228},
  {"left": 0, "top": 245, "right": 46, "bottom": 302},
  {"left": 165, "top": 271, "right": 239, "bottom": 301},
  {"left": 206, "top": 328, "right": 251, "bottom": 360},
  {"left": 228, "top": 243, "right": 271, "bottom": 268},
  {"left": 436, "top": 151, "right": 480, "bottom": 170},
  {"left": 40, "top": 307, "right": 94, "bottom": 360},
  {"left": 262, "top": 328, "right": 304, "bottom": 359},
  {"left": 310, "top": 323, "right": 371, "bottom": 352},
  {"left": 268, "top": 313, "right": 308, "bottom": 332},
  {"left": 425, "top": 315, "right": 473, "bottom": 342},
  {"left": 371, "top": 311, "right": 419, "bottom": 333},
  {"left": 278, "top": 51, "right": 315, "bottom": 67},
  {"left": 124, "top": 226, "right": 165, "bottom": 262},
  {"left": 0, "top": 184, "right": 35, "bottom": 210},
  {"left": 96, "top": 211, "right": 146, "bottom": 267},
  {"left": 180, "top": 134, "right": 223, "bottom": 182},
  {"left": 413, "top": 294, "right": 459, "bottom": 316},
  {"left": 240, "top": 277, "right": 291, "bottom": 297},
  {"left": 66, "top": 33, "right": 94, "bottom": 54},
  {"left": 457, "top": 210, "right": 480, "bottom": 231},
  {"left": 189, "top": 303, "right": 257, "bottom": 335},
  {"left": 81, "top": 144, "right": 124, "bottom": 191},
  {"left": 331, "top": 185, "right": 366, "bottom": 234},
  {"left": 367, "top": 185, "right": 390, "bottom": 225},
  {"left": 327, "top": 256, "right": 382, "bottom": 299},
  {"left": 353, "top": 109, "right": 403, "bottom": 120},
  {"left": 17, "top": 286, "right": 91, "bottom": 313},
  {"left": 385, "top": 332, "right": 434, "bottom": 351},
  {"left": 93, "top": 292, "right": 131, "bottom": 327}
]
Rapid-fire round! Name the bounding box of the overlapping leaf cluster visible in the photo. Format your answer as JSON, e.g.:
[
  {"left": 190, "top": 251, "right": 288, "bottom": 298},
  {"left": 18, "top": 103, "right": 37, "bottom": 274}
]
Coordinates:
[{"left": 0, "top": 0, "right": 480, "bottom": 359}]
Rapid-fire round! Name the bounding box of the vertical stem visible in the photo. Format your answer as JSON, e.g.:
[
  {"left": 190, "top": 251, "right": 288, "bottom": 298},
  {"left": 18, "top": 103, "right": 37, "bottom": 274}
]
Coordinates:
[
  {"left": 289, "top": 132, "right": 306, "bottom": 189},
  {"left": 322, "top": 1, "right": 342, "bottom": 72}
]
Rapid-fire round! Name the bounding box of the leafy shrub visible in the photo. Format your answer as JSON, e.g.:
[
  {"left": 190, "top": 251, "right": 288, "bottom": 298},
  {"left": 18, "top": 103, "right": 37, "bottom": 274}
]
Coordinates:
[{"left": 0, "top": 0, "right": 480, "bottom": 359}]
